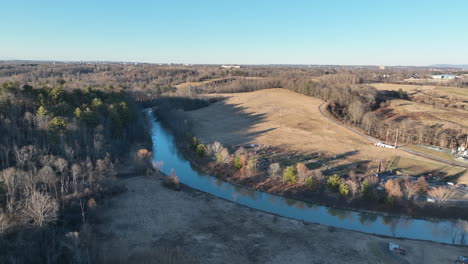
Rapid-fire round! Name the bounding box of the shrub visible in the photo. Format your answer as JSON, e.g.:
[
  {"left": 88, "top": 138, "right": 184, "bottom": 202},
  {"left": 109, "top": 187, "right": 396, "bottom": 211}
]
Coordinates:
[
  {"left": 282, "top": 166, "right": 297, "bottom": 184},
  {"left": 339, "top": 182, "right": 349, "bottom": 196},
  {"left": 305, "top": 176, "right": 315, "bottom": 189},
  {"left": 195, "top": 144, "right": 206, "bottom": 157},
  {"left": 327, "top": 174, "right": 341, "bottom": 191},
  {"left": 36, "top": 105, "right": 48, "bottom": 116},
  {"left": 233, "top": 156, "right": 243, "bottom": 169},
  {"left": 360, "top": 180, "right": 377, "bottom": 200},
  {"left": 49, "top": 117, "right": 67, "bottom": 134}
]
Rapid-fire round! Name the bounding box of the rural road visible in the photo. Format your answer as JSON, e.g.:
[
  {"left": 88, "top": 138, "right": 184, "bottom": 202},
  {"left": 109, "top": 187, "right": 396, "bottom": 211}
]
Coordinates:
[{"left": 317, "top": 102, "right": 468, "bottom": 169}]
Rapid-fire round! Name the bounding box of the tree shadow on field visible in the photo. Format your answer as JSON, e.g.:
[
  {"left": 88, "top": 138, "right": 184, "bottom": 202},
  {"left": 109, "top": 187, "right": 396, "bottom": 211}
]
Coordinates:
[
  {"left": 322, "top": 160, "right": 371, "bottom": 176},
  {"left": 186, "top": 98, "right": 276, "bottom": 146}
]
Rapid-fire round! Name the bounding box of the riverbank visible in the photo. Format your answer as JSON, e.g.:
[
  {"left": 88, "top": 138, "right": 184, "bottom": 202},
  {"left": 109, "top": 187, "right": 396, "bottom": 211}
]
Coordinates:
[
  {"left": 153, "top": 105, "right": 468, "bottom": 222},
  {"left": 93, "top": 175, "right": 467, "bottom": 264}
]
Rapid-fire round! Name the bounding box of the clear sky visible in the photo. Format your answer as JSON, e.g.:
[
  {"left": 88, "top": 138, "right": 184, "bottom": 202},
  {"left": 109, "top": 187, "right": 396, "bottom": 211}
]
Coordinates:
[{"left": 1, "top": 0, "right": 467, "bottom": 65}]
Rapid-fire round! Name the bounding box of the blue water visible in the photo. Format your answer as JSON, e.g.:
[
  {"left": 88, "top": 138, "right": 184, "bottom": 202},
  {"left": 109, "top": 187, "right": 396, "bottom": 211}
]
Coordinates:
[{"left": 148, "top": 110, "right": 468, "bottom": 245}]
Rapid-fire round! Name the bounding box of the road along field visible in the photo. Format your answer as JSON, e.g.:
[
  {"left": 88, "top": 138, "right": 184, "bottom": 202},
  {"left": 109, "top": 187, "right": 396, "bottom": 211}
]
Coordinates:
[
  {"left": 94, "top": 175, "right": 468, "bottom": 264},
  {"left": 182, "top": 88, "right": 467, "bottom": 181}
]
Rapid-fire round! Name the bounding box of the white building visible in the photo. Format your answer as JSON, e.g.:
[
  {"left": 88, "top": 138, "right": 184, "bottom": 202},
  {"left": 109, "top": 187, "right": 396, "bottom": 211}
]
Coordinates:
[
  {"left": 221, "top": 65, "right": 241, "bottom": 69},
  {"left": 432, "top": 74, "right": 457, "bottom": 80}
]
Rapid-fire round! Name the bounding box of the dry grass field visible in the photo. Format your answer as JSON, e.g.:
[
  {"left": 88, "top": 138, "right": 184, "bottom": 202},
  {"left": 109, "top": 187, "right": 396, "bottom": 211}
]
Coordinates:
[
  {"left": 371, "top": 83, "right": 468, "bottom": 130},
  {"left": 372, "top": 83, "right": 468, "bottom": 100},
  {"left": 95, "top": 175, "right": 468, "bottom": 264},
  {"left": 389, "top": 156, "right": 466, "bottom": 180},
  {"left": 182, "top": 88, "right": 468, "bottom": 181},
  {"left": 385, "top": 99, "right": 468, "bottom": 130}
]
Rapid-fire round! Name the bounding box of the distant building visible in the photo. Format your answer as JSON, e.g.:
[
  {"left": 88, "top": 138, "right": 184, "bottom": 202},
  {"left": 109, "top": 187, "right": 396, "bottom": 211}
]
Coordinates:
[
  {"left": 432, "top": 74, "right": 456, "bottom": 79},
  {"left": 221, "top": 65, "right": 241, "bottom": 69},
  {"left": 379, "top": 65, "right": 386, "bottom": 70}
]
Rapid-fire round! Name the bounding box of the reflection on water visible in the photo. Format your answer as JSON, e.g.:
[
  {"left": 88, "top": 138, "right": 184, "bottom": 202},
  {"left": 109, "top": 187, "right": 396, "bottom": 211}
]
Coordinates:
[{"left": 148, "top": 110, "right": 467, "bottom": 245}]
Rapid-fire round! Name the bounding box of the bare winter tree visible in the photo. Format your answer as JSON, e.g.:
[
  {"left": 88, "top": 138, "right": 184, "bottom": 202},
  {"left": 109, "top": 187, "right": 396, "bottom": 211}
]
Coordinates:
[
  {"left": 14, "top": 145, "right": 38, "bottom": 170},
  {"left": 21, "top": 189, "right": 58, "bottom": 227},
  {"left": 37, "top": 165, "right": 57, "bottom": 196},
  {"left": 403, "top": 180, "right": 418, "bottom": 200},
  {"left": 268, "top": 163, "right": 281, "bottom": 180},
  {"left": 71, "top": 164, "right": 81, "bottom": 194},
  {"left": 346, "top": 180, "right": 358, "bottom": 199},
  {"left": 428, "top": 187, "right": 456, "bottom": 207},
  {"left": 1, "top": 168, "right": 19, "bottom": 213},
  {"left": 206, "top": 141, "right": 223, "bottom": 156},
  {"left": 296, "top": 163, "right": 309, "bottom": 183},
  {"left": 385, "top": 179, "right": 403, "bottom": 199}
]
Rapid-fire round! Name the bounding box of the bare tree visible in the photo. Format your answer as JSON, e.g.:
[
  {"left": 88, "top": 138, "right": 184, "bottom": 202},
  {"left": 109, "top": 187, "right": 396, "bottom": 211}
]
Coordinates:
[
  {"left": 415, "top": 177, "right": 429, "bottom": 194},
  {"left": 311, "top": 169, "right": 325, "bottom": 184},
  {"left": 385, "top": 179, "right": 403, "bottom": 199},
  {"left": 268, "top": 163, "right": 281, "bottom": 180},
  {"left": 1, "top": 168, "right": 20, "bottom": 213},
  {"left": 296, "top": 163, "right": 309, "bottom": 183},
  {"left": 152, "top": 160, "right": 164, "bottom": 172},
  {"left": 21, "top": 189, "right": 58, "bottom": 227},
  {"left": 365, "top": 174, "right": 379, "bottom": 187},
  {"left": 346, "top": 180, "right": 358, "bottom": 199},
  {"left": 403, "top": 180, "right": 418, "bottom": 200},
  {"left": 428, "top": 187, "right": 456, "bottom": 207},
  {"left": 216, "top": 148, "right": 231, "bottom": 164},
  {"left": 206, "top": 141, "right": 223, "bottom": 156},
  {"left": 14, "top": 145, "right": 38, "bottom": 170},
  {"left": 37, "top": 165, "right": 57, "bottom": 195},
  {"left": 71, "top": 164, "right": 81, "bottom": 194},
  {"left": 0, "top": 211, "right": 9, "bottom": 232}
]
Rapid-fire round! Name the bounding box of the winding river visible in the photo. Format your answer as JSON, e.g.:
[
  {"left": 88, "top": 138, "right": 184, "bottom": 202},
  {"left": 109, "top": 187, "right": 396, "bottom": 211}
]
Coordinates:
[{"left": 148, "top": 110, "right": 467, "bottom": 245}]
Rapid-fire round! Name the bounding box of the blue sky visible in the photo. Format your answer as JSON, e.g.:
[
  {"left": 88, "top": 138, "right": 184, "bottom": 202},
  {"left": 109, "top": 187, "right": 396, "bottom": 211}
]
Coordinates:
[{"left": 1, "top": 0, "right": 467, "bottom": 65}]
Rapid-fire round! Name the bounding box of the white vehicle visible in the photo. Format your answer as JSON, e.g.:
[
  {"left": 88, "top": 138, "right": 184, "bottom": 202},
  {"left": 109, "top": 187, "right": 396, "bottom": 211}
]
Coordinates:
[{"left": 374, "top": 142, "right": 396, "bottom": 149}]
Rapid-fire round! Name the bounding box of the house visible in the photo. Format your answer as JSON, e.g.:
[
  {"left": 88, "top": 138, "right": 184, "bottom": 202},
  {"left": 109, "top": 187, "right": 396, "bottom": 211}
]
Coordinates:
[{"left": 432, "top": 74, "right": 457, "bottom": 80}]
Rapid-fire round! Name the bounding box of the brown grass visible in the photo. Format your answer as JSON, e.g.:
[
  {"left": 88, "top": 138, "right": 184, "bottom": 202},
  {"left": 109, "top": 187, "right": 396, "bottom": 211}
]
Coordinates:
[{"left": 182, "top": 89, "right": 468, "bottom": 182}]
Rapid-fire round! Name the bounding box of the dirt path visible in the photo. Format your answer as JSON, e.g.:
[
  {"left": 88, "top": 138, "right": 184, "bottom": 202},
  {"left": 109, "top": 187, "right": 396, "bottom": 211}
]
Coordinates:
[{"left": 94, "top": 176, "right": 467, "bottom": 264}]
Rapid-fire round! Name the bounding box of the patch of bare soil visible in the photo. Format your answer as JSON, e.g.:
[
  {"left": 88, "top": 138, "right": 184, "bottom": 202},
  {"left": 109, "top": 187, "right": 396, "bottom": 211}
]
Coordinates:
[{"left": 93, "top": 176, "right": 467, "bottom": 264}]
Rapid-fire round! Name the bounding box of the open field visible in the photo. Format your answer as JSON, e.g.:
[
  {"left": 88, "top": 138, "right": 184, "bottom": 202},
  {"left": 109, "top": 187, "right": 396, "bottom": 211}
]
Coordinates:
[
  {"left": 372, "top": 83, "right": 468, "bottom": 101},
  {"left": 94, "top": 175, "right": 468, "bottom": 264},
  {"left": 385, "top": 99, "right": 468, "bottom": 130},
  {"left": 182, "top": 88, "right": 467, "bottom": 181},
  {"left": 389, "top": 156, "right": 466, "bottom": 182},
  {"left": 403, "top": 145, "right": 456, "bottom": 162},
  {"left": 186, "top": 89, "right": 405, "bottom": 161}
]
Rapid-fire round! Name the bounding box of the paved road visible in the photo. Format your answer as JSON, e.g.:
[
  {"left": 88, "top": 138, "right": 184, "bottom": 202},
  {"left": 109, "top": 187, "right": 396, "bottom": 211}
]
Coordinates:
[{"left": 318, "top": 102, "right": 468, "bottom": 169}]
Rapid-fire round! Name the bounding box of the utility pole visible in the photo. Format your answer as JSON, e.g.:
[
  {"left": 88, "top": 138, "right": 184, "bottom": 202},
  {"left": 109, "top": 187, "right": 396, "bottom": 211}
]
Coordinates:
[
  {"left": 395, "top": 128, "right": 399, "bottom": 148},
  {"left": 386, "top": 129, "right": 390, "bottom": 144}
]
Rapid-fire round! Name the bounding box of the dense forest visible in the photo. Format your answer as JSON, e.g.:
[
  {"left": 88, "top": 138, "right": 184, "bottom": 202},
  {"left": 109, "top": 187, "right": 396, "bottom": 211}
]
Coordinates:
[{"left": 0, "top": 80, "right": 149, "bottom": 262}]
